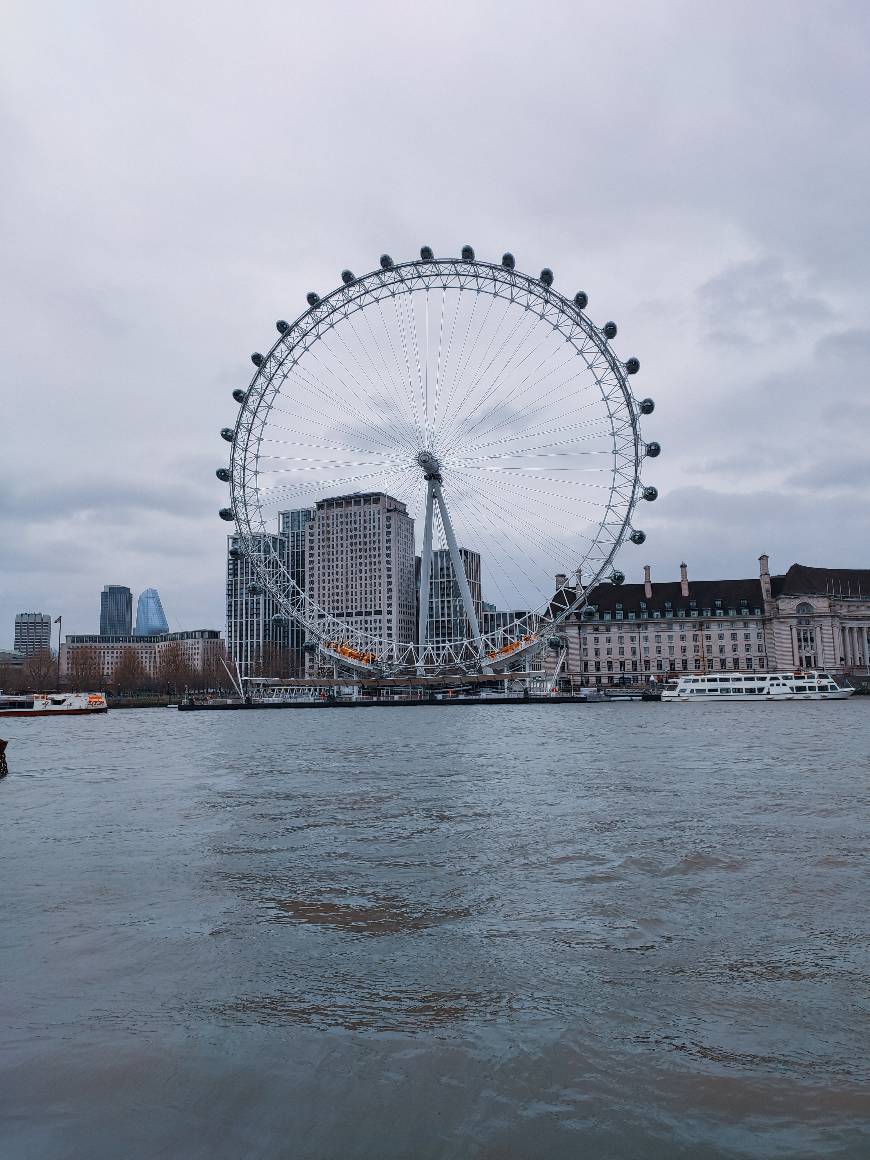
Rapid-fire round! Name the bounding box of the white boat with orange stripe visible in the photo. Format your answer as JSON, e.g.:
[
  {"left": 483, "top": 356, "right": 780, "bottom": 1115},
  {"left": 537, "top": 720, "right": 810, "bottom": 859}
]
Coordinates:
[{"left": 0, "top": 692, "right": 108, "bottom": 717}]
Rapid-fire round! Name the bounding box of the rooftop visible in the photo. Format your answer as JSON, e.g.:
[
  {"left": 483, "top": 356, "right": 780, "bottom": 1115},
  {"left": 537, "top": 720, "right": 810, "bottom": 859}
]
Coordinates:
[{"left": 773, "top": 564, "right": 870, "bottom": 598}]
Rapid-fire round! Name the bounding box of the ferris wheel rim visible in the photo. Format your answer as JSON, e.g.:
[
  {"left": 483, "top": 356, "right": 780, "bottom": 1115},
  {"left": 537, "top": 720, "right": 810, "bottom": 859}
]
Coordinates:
[{"left": 224, "top": 252, "right": 653, "bottom": 673}]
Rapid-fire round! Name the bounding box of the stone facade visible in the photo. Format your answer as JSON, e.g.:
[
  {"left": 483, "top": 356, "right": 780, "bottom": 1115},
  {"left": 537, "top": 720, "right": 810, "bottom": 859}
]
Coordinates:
[
  {"left": 557, "top": 556, "right": 870, "bottom": 685},
  {"left": 762, "top": 559, "right": 870, "bottom": 676},
  {"left": 306, "top": 492, "right": 416, "bottom": 649}
]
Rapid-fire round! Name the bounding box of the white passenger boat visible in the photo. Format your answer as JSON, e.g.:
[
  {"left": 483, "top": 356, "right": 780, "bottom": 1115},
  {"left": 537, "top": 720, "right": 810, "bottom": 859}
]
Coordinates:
[
  {"left": 0, "top": 692, "right": 108, "bottom": 717},
  {"left": 661, "top": 671, "right": 853, "bottom": 702}
]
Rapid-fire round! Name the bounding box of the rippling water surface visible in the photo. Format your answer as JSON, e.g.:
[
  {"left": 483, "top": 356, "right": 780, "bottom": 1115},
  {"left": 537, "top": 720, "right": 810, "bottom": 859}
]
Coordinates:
[{"left": 1, "top": 702, "right": 868, "bottom": 1158}]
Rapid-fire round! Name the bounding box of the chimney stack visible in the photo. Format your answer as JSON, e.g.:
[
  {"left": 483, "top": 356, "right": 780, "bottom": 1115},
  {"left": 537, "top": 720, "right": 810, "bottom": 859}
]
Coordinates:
[
  {"left": 758, "top": 553, "right": 772, "bottom": 602},
  {"left": 555, "top": 573, "right": 568, "bottom": 590},
  {"left": 643, "top": 564, "right": 652, "bottom": 599},
  {"left": 680, "top": 562, "right": 689, "bottom": 598}
]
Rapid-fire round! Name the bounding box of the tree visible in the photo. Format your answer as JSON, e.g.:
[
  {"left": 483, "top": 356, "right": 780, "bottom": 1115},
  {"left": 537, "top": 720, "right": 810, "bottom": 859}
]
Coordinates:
[
  {"left": 23, "top": 648, "right": 56, "bottom": 692},
  {"left": 112, "top": 649, "right": 149, "bottom": 695},
  {"left": 68, "top": 645, "right": 103, "bottom": 691},
  {"left": 157, "top": 641, "right": 192, "bottom": 695},
  {"left": 198, "top": 642, "right": 230, "bottom": 691},
  {"left": 253, "top": 643, "right": 289, "bottom": 679},
  {"left": 0, "top": 662, "right": 24, "bottom": 693}
]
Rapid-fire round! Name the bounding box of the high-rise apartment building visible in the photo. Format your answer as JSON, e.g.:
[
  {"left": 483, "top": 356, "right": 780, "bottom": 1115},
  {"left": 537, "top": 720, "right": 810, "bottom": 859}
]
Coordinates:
[
  {"left": 134, "top": 588, "right": 169, "bottom": 636},
  {"left": 421, "top": 548, "right": 482, "bottom": 647},
  {"left": 226, "top": 508, "right": 315, "bottom": 678},
  {"left": 100, "top": 586, "right": 132, "bottom": 636},
  {"left": 306, "top": 492, "right": 416, "bottom": 651},
  {"left": 279, "top": 508, "right": 315, "bottom": 670},
  {"left": 226, "top": 531, "right": 291, "bottom": 677},
  {"left": 14, "top": 612, "right": 52, "bottom": 657},
  {"left": 481, "top": 603, "right": 533, "bottom": 637}
]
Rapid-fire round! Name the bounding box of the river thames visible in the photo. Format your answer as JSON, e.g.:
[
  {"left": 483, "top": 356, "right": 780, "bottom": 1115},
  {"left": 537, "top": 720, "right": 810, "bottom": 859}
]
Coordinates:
[{"left": 1, "top": 702, "right": 868, "bottom": 1159}]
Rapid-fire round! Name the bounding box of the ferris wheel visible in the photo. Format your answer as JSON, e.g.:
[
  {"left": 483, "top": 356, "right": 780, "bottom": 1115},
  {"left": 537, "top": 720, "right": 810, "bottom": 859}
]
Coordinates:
[{"left": 216, "top": 246, "right": 659, "bottom": 674}]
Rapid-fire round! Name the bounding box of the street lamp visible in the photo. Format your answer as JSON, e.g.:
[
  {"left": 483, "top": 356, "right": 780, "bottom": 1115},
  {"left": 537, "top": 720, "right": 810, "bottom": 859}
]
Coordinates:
[{"left": 54, "top": 615, "right": 62, "bottom": 690}]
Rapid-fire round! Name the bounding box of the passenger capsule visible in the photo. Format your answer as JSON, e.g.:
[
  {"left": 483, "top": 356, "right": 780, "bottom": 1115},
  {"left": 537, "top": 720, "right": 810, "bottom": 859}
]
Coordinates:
[
  {"left": 603, "top": 321, "right": 618, "bottom": 340},
  {"left": 247, "top": 583, "right": 263, "bottom": 596},
  {"left": 645, "top": 441, "right": 661, "bottom": 458},
  {"left": 540, "top": 268, "right": 554, "bottom": 286},
  {"left": 638, "top": 397, "right": 655, "bottom": 415},
  {"left": 276, "top": 319, "right": 289, "bottom": 333},
  {"left": 461, "top": 245, "right": 475, "bottom": 261},
  {"left": 630, "top": 529, "right": 647, "bottom": 545},
  {"left": 501, "top": 252, "right": 516, "bottom": 269},
  {"left": 218, "top": 507, "right": 235, "bottom": 522},
  {"left": 251, "top": 352, "right": 264, "bottom": 367},
  {"left": 228, "top": 547, "right": 242, "bottom": 560},
  {"left": 546, "top": 635, "right": 563, "bottom": 650},
  {"left": 581, "top": 604, "right": 598, "bottom": 619},
  {"left": 420, "top": 245, "right": 434, "bottom": 261},
  {"left": 609, "top": 570, "right": 626, "bottom": 586},
  {"left": 220, "top": 427, "right": 235, "bottom": 443},
  {"left": 642, "top": 485, "right": 658, "bottom": 502},
  {"left": 215, "top": 467, "right": 231, "bottom": 482},
  {"left": 625, "top": 357, "right": 640, "bottom": 374},
  {"left": 232, "top": 388, "right": 247, "bottom": 404},
  {"left": 306, "top": 291, "right": 321, "bottom": 307},
  {"left": 574, "top": 291, "right": 588, "bottom": 310},
  {"left": 380, "top": 254, "right": 394, "bottom": 269},
  {"left": 341, "top": 269, "right": 355, "bottom": 285}
]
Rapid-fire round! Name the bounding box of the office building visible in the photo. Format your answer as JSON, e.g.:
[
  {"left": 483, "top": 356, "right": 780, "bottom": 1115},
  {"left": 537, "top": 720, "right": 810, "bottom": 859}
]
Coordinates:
[
  {"left": 100, "top": 586, "right": 132, "bottom": 636},
  {"left": 13, "top": 612, "right": 52, "bottom": 657},
  {"left": 421, "top": 548, "right": 482, "bottom": 646},
  {"left": 306, "top": 492, "right": 416, "bottom": 653},
  {"left": 134, "top": 588, "right": 170, "bottom": 636},
  {"left": 60, "top": 630, "right": 223, "bottom": 684}
]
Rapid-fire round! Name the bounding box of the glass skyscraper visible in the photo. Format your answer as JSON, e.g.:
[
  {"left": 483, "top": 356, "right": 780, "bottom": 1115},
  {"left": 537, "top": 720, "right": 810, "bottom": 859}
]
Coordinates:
[
  {"left": 100, "top": 585, "right": 132, "bottom": 636},
  {"left": 423, "top": 548, "right": 482, "bottom": 646},
  {"left": 226, "top": 508, "right": 315, "bottom": 678},
  {"left": 134, "top": 588, "right": 170, "bottom": 636}
]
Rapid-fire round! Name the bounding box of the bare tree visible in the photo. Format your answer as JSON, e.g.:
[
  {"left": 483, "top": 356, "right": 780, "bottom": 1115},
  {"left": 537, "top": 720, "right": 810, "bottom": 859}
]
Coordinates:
[
  {"left": 197, "top": 642, "right": 229, "bottom": 692},
  {"left": 68, "top": 645, "right": 103, "bottom": 691},
  {"left": 112, "top": 649, "right": 149, "bottom": 695},
  {"left": 23, "top": 648, "right": 56, "bottom": 692},
  {"left": 253, "top": 643, "right": 289, "bottom": 679},
  {"left": 0, "top": 663, "right": 24, "bottom": 693},
  {"left": 157, "top": 642, "right": 192, "bottom": 695}
]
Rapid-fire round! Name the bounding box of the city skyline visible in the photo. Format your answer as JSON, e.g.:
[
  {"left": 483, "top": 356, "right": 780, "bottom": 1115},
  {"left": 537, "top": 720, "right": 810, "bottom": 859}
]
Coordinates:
[{"left": 3, "top": 3, "right": 869, "bottom": 643}]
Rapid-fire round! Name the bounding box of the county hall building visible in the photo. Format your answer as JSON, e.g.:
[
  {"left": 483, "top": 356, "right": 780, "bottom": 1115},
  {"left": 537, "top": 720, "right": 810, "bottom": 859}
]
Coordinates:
[{"left": 559, "top": 555, "right": 870, "bottom": 685}]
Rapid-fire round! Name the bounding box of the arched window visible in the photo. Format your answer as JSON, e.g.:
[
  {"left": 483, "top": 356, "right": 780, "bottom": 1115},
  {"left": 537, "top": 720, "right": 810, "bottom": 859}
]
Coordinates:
[{"left": 795, "top": 602, "right": 814, "bottom": 615}]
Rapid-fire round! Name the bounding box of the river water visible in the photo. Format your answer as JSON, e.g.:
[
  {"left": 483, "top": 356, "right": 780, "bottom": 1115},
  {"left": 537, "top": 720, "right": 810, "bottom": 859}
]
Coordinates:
[{"left": 1, "top": 702, "right": 868, "bottom": 1159}]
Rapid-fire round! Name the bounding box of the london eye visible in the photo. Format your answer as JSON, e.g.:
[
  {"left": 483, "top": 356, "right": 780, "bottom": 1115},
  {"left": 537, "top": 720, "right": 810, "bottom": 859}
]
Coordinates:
[{"left": 216, "top": 247, "right": 659, "bottom": 675}]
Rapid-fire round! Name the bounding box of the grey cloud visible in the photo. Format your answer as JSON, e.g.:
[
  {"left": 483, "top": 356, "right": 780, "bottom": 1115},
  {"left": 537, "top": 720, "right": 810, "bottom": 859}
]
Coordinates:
[{"left": 697, "top": 257, "right": 832, "bottom": 347}]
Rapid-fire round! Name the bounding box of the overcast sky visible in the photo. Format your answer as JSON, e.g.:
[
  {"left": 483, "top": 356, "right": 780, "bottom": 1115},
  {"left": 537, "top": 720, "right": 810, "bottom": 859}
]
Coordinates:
[{"left": 2, "top": 0, "right": 869, "bottom": 646}]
